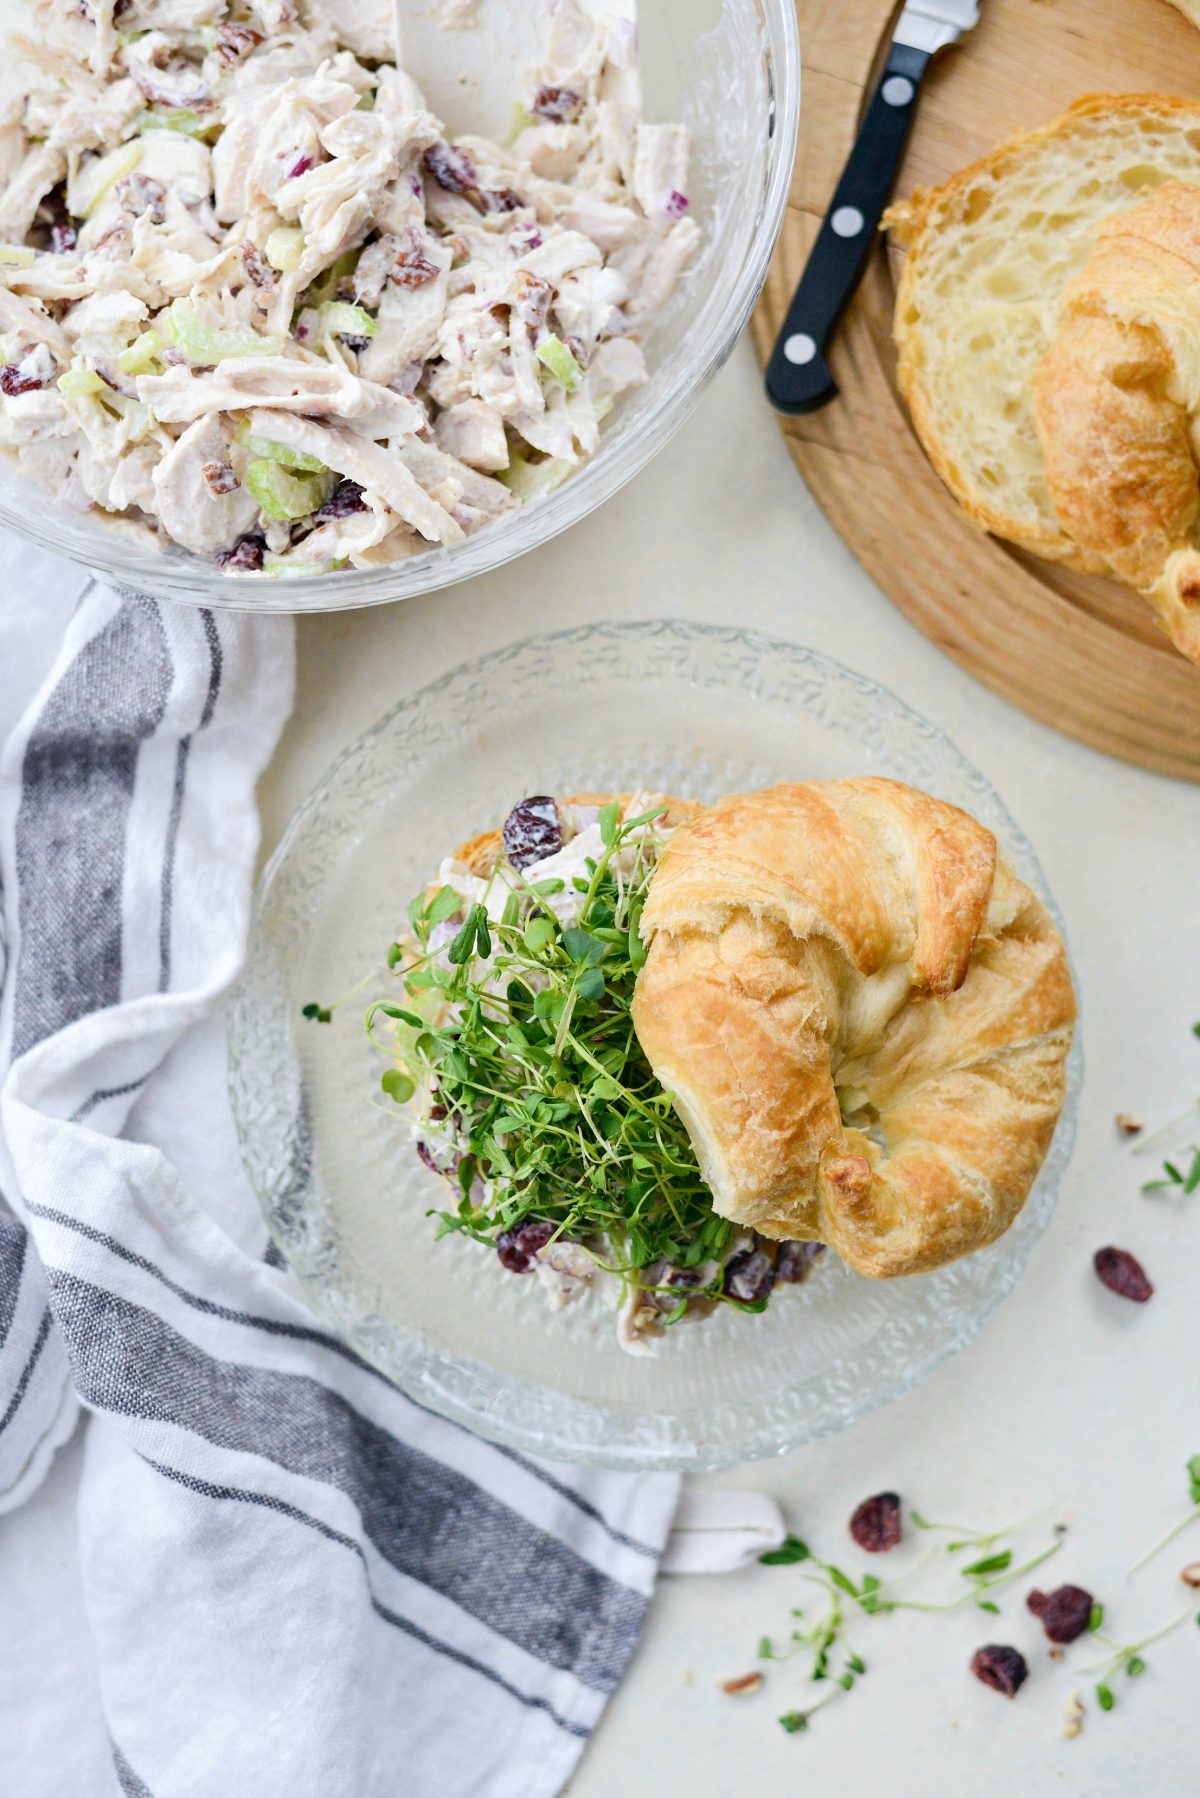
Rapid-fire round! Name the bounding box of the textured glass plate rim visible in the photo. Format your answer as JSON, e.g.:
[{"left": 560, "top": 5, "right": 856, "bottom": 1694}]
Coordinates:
[
  {"left": 0, "top": 4, "right": 801, "bottom": 616},
  {"left": 229, "top": 621, "right": 1082, "bottom": 1470}
]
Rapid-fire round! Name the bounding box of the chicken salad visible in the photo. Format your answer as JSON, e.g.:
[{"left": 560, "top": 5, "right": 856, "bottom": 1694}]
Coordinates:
[
  {"left": 0, "top": 1, "right": 699, "bottom": 574},
  {"left": 357, "top": 791, "right": 825, "bottom": 1357}
]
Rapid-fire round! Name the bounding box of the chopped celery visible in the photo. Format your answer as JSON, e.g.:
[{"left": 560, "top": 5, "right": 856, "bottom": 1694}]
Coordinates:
[
  {"left": 235, "top": 417, "right": 328, "bottom": 474},
  {"left": 536, "top": 334, "right": 584, "bottom": 393},
  {"left": 320, "top": 300, "right": 376, "bottom": 340},
  {"left": 594, "top": 392, "right": 615, "bottom": 424},
  {"left": 303, "top": 249, "right": 360, "bottom": 309},
  {"left": 0, "top": 245, "right": 36, "bottom": 269},
  {"left": 57, "top": 368, "right": 106, "bottom": 397},
  {"left": 165, "top": 299, "right": 282, "bottom": 362},
  {"left": 72, "top": 141, "right": 142, "bottom": 219},
  {"left": 500, "top": 451, "right": 573, "bottom": 502},
  {"left": 507, "top": 102, "right": 537, "bottom": 145},
  {"left": 245, "top": 459, "right": 334, "bottom": 521},
  {"left": 265, "top": 227, "right": 305, "bottom": 273},
  {"left": 117, "top": 398, "right": 152, "bottom": 441},
  {"left": 355, "top": 90, "right": 377, "bottom": 111},
  {"left": 135, "top": 108, "right": 211, "bottom": 138},
  {"left": 117, "top": 330, "right": 162, "bottom": 375},
  {"left": 263, "top": 554, "right": 350, "bottom": 577}
]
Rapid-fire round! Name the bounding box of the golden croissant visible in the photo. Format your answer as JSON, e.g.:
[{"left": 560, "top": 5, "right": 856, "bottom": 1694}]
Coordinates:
[
  {"left": 632, "top": 779, "right": 1076, "bottom": 1280},
  {"left": 1035, "top": 182, "right": 1200, "bottom": 662}
]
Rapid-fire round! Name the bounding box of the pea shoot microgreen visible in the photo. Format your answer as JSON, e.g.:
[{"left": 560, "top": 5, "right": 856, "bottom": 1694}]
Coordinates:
[
  {"left": 301, "top": 969, "right": 377, "bottom": 1027},
  {"left": 1128, "top": 1455, "right": 1200, "bottom": 1573},
  {"left": 754, "top": 1507, "right": 1063, "bottom": 1736},
  {"left": 366, "top": 805, "right": 748, "bottom": 1312},
  {"left": 753, "top": 1492, "right": 1200, "bottom": 1738},
  {"left": 1140, "top": 1145, "right": 1200, "bottom": 1197},
  {"left": 1081, "top": 1607, "right": 1193, "bottom": 1713}
]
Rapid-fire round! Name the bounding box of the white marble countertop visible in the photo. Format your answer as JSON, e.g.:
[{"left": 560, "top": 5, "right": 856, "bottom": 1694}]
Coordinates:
[{"left": 4, "top": 333, "right": 1199, "bottom": 1794}]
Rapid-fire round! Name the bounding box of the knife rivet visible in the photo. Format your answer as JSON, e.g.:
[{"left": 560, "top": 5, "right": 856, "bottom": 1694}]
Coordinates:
[
  {"left": 783, "top": 333, "right": 817, "bottom": 366},
  {"left": 882, "top": 75, "right": 915, "bottom": 107},
  {"left": 831, "top": 206, "right": 865, "bottom": 239}
]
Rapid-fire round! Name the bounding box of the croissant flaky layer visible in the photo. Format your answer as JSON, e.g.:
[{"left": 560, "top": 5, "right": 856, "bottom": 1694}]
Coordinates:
[
  {"left": 1034, "top": 183, "right": 1200, "bottom": 663},
  {"left": 886, "top": 92, "right": 1200, "bottom": 664},
  {"left": 632, "top": 780, "right": 1076, "bottom": 1281}
]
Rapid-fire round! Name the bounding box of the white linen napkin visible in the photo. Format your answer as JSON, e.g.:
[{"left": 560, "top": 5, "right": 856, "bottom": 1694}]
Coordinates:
[{"left": 0, "top": 544, "right": 684, "bottom": 1798}]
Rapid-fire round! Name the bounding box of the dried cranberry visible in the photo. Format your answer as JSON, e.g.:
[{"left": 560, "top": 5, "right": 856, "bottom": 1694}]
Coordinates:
[
  {"left": 286, "top": 154, "right": 315, "bottom": 180},
  {"left": 241, "top": 240, "right": 277, "bottom": 289},
  {"left": 775, "top": 1241, "right": 826, "bottom": 1283},
  {"left": 532, "top": 85, "right": 583, "bottom": 124},
  {"left": 390, "top": 236, "right": 440, "bottom": 288},
  {"left": 314, "top": 480, "right": 367, "bottom": 522},
  {"left": 215, "top": 21, "right": 263, "bottom": 65},
  {"left": 724, "top": 1249, "right": 776, "bottom": 1303},
  {"left": 424, "top": 141, "right": 478, "bottom": 195},
  {"left": 201, "top": 460, "right": 239, "bottom": 497},
  {"left": 481, "top": 187, "right": 522, "bottom": 214},
  {"left": 849, "top": 1492, "right": 902, "bottom": 1553},
  {"left": 215, "top": 531, "right": 265, "bottom": 572},
  {"left": 664, "top": 1265, "right": 706, "bottom": 1290},
  {"left": 1094, "top": 1246, "right": 1153, "bottom": 1302},
  {"left": 496, "top": 1219, "right": 555, "bottom": 1273},
  {"left": 416, "top": 1140, "right": 455, "bottom": 1181},
  {"left": 1027, "top": 1585, "right": 1094, "bottom": 1645},
  {"left": 0, "top": 364, "right": 45, "bottom": 397},
  {"left": 502, "top": 796, "right": 563, "bottom": 871},
  {"left": 665, "top": 190, "right": 690, "bottom": 221},
  {"left": 51, "top": 221, "right": 77, "bottom": 253},
  {"left": 970, "top": 1645, "right": 1028, "bottom": 1698}
]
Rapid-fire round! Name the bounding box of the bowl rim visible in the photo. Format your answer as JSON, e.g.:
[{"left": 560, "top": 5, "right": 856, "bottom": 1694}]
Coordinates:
[
  {"left": 230, "top": 618, "right": 1083, "bottom": 1471},
  {"left": 0, "top": 2, "right": 803, "bottom": 615}
]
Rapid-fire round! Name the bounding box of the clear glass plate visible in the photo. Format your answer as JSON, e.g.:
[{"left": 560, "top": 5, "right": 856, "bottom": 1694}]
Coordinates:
[{"left": 229, "top": 623, "right": 1081, "bottom": 1470}]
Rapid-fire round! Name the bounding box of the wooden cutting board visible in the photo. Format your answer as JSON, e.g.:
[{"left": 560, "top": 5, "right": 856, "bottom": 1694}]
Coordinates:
[{"left": 750, "top": 0, "right": 1200, "bottom": 781}]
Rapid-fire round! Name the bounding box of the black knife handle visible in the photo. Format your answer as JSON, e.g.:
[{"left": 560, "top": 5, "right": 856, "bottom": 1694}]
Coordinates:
[{"left": 765, "top": 42, "right": 930, "bottom": 415}]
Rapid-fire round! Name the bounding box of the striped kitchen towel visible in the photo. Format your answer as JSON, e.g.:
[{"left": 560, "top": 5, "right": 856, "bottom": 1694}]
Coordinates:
[{"left": 0, "top": 546, "right": 681, "bottom": 1798}]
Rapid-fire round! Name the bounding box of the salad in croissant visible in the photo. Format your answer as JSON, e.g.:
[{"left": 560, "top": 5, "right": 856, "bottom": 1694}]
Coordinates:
[
  {"left": 365, "top": 780, "right": 1075, "bottom": 1356},
  {"left": 367, "top": 791, "right": 824, "bottom": 1357},
  {"left": 0, "top": 1, "right": 698, "bottom": 573}
]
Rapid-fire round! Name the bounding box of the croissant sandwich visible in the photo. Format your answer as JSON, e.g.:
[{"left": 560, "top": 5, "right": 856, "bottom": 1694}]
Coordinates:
[
  {"left": 376, "top": 780, "right": 1074, "bottom": 1352},
  {"left": 633, "top": 778, "right": 1076, "bottom": 1280}
]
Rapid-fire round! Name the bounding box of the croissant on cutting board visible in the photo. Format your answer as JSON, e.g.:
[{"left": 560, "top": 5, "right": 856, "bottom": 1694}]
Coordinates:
[
  {"left": 886, "top": 94, "right": 1200, "bottom": 664},
  {"left": 632, "top": 779, "right": 1076, "bottom": 1281},
  {"left": 1036, "top": 183, "right": 1200, "bottom": 661}
]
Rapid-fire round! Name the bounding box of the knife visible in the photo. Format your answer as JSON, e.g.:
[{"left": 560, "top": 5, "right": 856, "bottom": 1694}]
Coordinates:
[{"left": 765, "top": 0, "right": 981, "bottom": 416}]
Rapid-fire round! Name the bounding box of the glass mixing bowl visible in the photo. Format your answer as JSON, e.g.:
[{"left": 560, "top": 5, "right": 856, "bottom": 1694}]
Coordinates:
[
  {"left": 0, "top": 1, "right": 800, "bottom": 613},
  {"left": 228, "top": 622, "right": 1082, "bottom": 1472}
]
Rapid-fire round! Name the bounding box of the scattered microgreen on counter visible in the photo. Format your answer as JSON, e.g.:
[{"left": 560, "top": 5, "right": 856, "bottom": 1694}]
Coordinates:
[
  {"left": 751, "top": 1511, "right": 1065, "bottom": 1734},
  {"left": 747, "top": 1483, "right": 1200, "bottom": 1738},
  {"left": 367, "top": 801, "right": 747, "bottom": 1313}
]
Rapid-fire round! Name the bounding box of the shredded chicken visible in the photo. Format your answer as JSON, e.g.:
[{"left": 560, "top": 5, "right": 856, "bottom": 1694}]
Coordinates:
[{"left": 0, "top": 0, "right": 697, "bottom": 573}]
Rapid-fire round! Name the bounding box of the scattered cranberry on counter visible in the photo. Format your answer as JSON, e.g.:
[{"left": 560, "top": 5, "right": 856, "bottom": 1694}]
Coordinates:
[
  {"left": 1093, "top": 1246, "right": 1153, "bottom": 1302},
  {"left": 970, "top": 1645, "right": 1028, "bottom": 1698},
  {"left": 849, "top": 1492, "right": 902, "bottom": 1553},
  {"left": 1027, "top": 1584, "right": 1095, "bottom": 1644}
]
